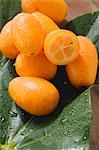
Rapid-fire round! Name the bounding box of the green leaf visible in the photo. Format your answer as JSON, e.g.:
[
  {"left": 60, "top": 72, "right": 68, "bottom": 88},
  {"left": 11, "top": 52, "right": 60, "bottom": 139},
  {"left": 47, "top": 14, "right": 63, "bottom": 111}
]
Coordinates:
[
  {"left": 0, "top": 63, "right": 91, "bottom": 150},
  {"left": 0, "top": 60, "right": 17, "bottom": 144},
  {"left": 62, "top": 11, "right": 99, "bottom": 36},
  {"left": 12, "top": 89, "right": 91, "bottom": 150},
  {"left": 0, "top": 0, "right": 21, "bottom": 30}
]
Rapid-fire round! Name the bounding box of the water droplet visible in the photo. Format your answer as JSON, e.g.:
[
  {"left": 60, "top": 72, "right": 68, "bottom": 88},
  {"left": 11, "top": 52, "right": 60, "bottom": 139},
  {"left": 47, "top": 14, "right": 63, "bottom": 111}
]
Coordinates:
[
  {"left": 63, "top": 132, "right": 67, "bottom": 136},
  {"left": 44, "top": 129, "right": 48, "bottom": 137},
  {"left": 83, "top": 136, "right": 87, "bottom": 140},
  {"left": 1, "top": 63, "right": 3, "bottom": 66},
  {"left": 74, "top": 120, "right": 78, "bottom": 123},
  {"left": 68, "top": 128, "right": 73, "bottom": 132},
  {"left": 72, "top": 109, "right": 75, "bottom": 113},
  {"left": 75, "top": 139, "right": 79, "bottom": 142},
  {"left": 9, "top": 111, "right": 17, "bottom": 117},
  {"left": 48, "top": 134, "right": 51, "bottom": 137},
  {"left": 69, "top": 111, "right": 72, "bottom": 115},
  {"left": 85, "top": 93, "right": 87, "bottom": 96},
  {"left": 6, "top": 121, "right": 8, "bottom": 125},
  {"left": 9, "top": 111, "right": 13, "bottom": 115},
  {"left": 1, "top": 117, "right": 4, "bottom": 122},
  {"left": 21, "top": 132, "right": 25, "bottom": 136},
  {"left": 61, "top": 118, "right": 67, "bottom": 124},
  {"left": 86, "top": 99, "right": 88, "bottom": 102},
  {"left": 64, "top": 81, "right": 67, "bottom": 85},
  {"left": 69, "top": 111, "right": 74, "bottom": 115},
  {"left": 72, "top": 106, "right": 75, "bottom": 109}
]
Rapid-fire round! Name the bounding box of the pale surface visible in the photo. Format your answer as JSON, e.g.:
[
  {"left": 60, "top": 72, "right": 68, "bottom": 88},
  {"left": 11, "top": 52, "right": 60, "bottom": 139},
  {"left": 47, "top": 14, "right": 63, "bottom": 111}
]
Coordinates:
[{"left": 66, "top": 0, "right": 99, "bottom": 21}]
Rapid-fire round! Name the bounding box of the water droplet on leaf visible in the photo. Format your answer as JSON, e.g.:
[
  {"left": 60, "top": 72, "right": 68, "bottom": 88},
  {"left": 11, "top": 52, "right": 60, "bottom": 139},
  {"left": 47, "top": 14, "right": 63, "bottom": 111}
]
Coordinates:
[
  {"left": 61, "top": 118, "right": 67, "bottom": 124},
  {"left": 69, "top": 111, "right": 72, "bottom": 115},
  {"left": 75, "top": 139, "right": 79, "bottom": 142},
  {"left": 63, "top": 132, "right": 67, "bottom": 136},
  {"left": 9, "top": 111, "right": 17, "bottom": 117},
  {"left": 21, "top": 132, "right": 25, "bottom": 136},
  {"left": 86, "top": 99, "right": 88, "bottom": 102},
  {"left": 44, "top": 129, "right": 48, "bottom": 137},
  {"left": 1, "top": 117, "right": 4, "bottom": 122},
  {"left": 85, "top": 93, "right": 87, "bottom": 96},
  {"left": 83, "top": 136, "right": 87, "bottom": 140},
  {"left": 48, "top": 134, "right": 51, "bottom": 137}
]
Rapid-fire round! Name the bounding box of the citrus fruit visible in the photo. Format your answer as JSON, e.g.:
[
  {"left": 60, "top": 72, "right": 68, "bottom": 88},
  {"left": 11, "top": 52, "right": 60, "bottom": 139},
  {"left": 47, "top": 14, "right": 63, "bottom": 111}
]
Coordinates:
[
  {"left": 9, "top": 77, "right": 60, "bottom": 116},
  {"left": 15, "top": 51, "right": 57, "bottom": 80},
  {"left": 0, "top": 21, "right": 19, "bottom": 59},
  {"left": 44, "top": 29, "right": 80, "bottom": 65},
  {"left": 22, "top": 0, "right": 68, "bottom": 23},
  {"left": 32, "top": 12, "right": 59, "bottom": 36},
  {"left": 11, "top": 13, "right": 44, "bottom": 56},
  {"left": 66, "top": 36, "right": 98, "bottom": 88}
]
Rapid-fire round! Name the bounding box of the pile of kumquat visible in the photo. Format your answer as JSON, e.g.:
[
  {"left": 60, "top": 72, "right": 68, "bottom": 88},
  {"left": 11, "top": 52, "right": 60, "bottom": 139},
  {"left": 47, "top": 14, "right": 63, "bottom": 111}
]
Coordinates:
[{"left": 0, "top": 0, "right": 98, "bottom": 116}]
